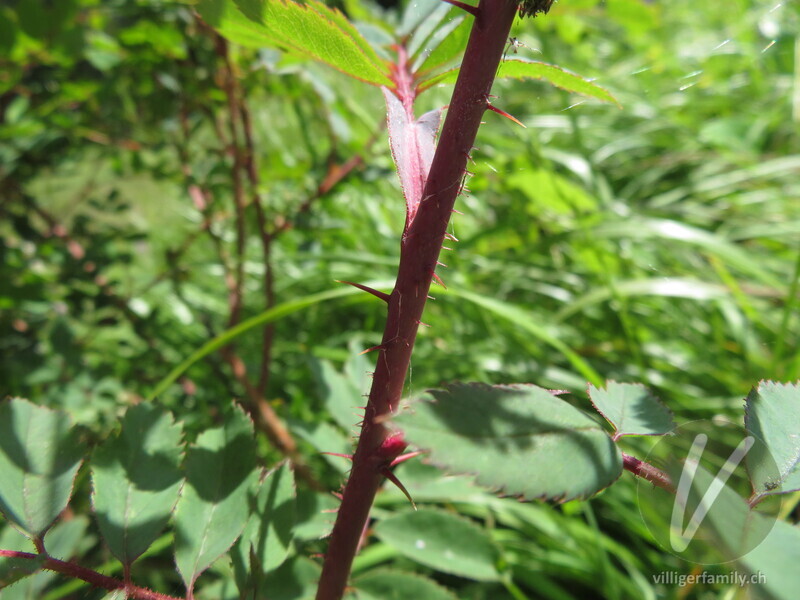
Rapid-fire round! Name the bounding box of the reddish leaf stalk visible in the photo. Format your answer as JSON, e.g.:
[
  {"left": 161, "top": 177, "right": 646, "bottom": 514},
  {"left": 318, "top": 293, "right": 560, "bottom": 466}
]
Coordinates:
[
  {"left": 0, "top": 550, "right": 182, "bottom": 600},
  {"left": 621, "top": 452, "right": 675, "bottom": 492},
  {"left": 315, "top": 1, "right": 520, "bottom": 598}
]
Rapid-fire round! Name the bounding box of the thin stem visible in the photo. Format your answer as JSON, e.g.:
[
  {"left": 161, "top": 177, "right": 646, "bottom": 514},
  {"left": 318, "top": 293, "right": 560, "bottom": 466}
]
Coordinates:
[
  {"left": 315, "top": 1, "right": 520, "bottom": 598},
  {"left": 621, "top": 452, "right": 674, "bottom": 493}
]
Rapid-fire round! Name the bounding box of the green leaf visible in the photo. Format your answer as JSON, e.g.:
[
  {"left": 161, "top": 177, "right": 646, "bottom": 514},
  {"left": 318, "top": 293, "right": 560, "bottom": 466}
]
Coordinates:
[
  {"left": 232, "top": 461, "right": 295, "bottom": 594},
  {"left": 745, "top": 382, "right": 800, "bottom": 496},
  {"left": 174, "top": 405, "right": 259, "bottom": 594},
  {"left": 738, "top": 519, "right": 800, "bottom": 600},
  {"left": 0, "top": 399, "right": 85, "bottom": 540},
  {"left": 374, "top": 509, "right": 501, "bottom": 581},
  {"left": 413, "top": 13, "right": 471, "bottom": 76},
  {"left": 91, "top": 403, "right": 184, "bottom": 565},
  {"left": 588, "top": 381, "right": 675, "bottom": 438},
  {"left": 352, "top": 569, "right": 459, "bottom": 600},
  {"left": 198, "top": 0, "right": 392, "bottom": 87},
  {"left": 420, "top": 59, "right": 620, "bottom": 106},
  {"left": 392, "top": 383, "right": 622, "bottom": 501}
]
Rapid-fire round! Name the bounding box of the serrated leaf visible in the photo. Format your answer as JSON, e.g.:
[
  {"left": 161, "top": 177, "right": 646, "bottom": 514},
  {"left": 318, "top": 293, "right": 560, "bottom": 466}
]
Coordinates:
[
  {"left": 198, "top": 0, "right": 392, "bottom": 87},
  {"left": 745, "top": 381, "right": 800, "bottom": 496},
  {"left": 174, "top": 405, "right": 259, "bottom": 594},
  {"left": 352, "top": 569, "right": 459, "bottom": 600},
  {"left": 419, "top": 59, "right": 620, "bottom": 107},
  {"left": 373, "top": 509, "right": 500, "bottom": 581},
  {"left": 392, "top": 383, "right": 622, "bottom": 501},
  {"left": 91, "top": 403, "right": 184, "bottom": 565},
  {"left": 232, "top": 462, "right": 295, "bottom": 594},
  {"left": 383, "top": 87, "right": 441, "bottom": 227},
  {"left": 0, "top": 399, "right": 85, "bottom": 540},
  {"left": 588, "top": 381, "right": 675, "bottom": 438}
]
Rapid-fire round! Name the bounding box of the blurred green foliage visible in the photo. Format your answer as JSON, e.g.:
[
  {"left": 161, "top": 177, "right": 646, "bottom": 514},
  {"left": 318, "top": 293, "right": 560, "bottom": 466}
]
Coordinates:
[{"left": 1, "top": 0, "right": 798, "bottom": 598}]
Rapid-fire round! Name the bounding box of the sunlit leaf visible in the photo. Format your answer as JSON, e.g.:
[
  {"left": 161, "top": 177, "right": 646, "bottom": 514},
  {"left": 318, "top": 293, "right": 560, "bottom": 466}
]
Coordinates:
[
  {"left": 588, "top": 381, "right": 675, "bottom": 438},
  {"left": 198, "top": 0, "right": 393, "bottom": 87}
]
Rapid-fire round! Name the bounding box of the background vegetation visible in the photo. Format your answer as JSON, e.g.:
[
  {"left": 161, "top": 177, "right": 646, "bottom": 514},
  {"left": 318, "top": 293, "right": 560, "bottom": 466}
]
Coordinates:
[{"left": 1, "top": 0, "right": 798, "bottom": 598}]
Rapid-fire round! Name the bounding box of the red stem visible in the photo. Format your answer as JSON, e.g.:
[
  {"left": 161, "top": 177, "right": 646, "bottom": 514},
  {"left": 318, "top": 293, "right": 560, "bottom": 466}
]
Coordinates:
[{"left": 315, "top": 1, "right": 519, "bottom": 598}]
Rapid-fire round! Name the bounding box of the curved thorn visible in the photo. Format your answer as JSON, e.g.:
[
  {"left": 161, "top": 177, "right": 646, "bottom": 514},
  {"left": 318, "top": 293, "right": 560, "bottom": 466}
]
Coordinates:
[
  {"left": 381, "top": 467, "right": 417, "bottom": 510},
  {"left": 432, "top": 272, "right": 447, "bottom": 288},
  {"left": 336, "top": 280, "right": 391, "bottom": 303}
]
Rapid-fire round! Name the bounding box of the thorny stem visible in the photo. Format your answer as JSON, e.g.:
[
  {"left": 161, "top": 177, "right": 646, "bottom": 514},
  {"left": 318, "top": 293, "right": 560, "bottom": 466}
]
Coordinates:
[
  {"left": 0, "top": 550, "right": 182, "bottom": 600},
  {"left": 315, "top": 1, "right": 520, "bottom": 598}
]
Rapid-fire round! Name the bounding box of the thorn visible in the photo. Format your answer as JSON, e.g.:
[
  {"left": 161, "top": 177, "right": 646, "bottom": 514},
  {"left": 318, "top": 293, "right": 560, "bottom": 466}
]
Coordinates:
[
  {"left": 451, "top": 208, "right": 464, "bottom": 215},
  {"left": 360, "top": 342, "right": 389, "bottom": 355},
  {"left": 437, "top": 261, "right": 448, "bottom": 268},
  {"left": 417, "top": 320, "right": 431, "bottom": 327},
  {"left": 336, "top": 280, "right": 391, "bottom": 304},
  {"left": 431, "top": 271, "right": 447, "bottom": 288},
  {"left": 427, "top": 294, "right": 436, "bottom": 300},
  {"left": 442, "top": 246, "right": 453, "bottom": 251},
  {"left": 381, "top": 467, "right": 417, "bottom": 510},
  {"left": 321, "top": 508, "right": 339, "bottom": 514},
  {"left": 331, "top": 491, "right": 344, "bottom": 500},
  {"left": 440, "top": 0, "right": 479, "bottom": 17},
  {"left": 391, "top": 450, "right": 426, "bottom": 467},
  {"left": 444, "top": 232, "right": 459, "bottom": 242},
  {"left": 321, "top": 452, "right": 353, "bottom": 460},
  {"left": 486, "top": 103, "right": 527, "bottom": 128}
]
